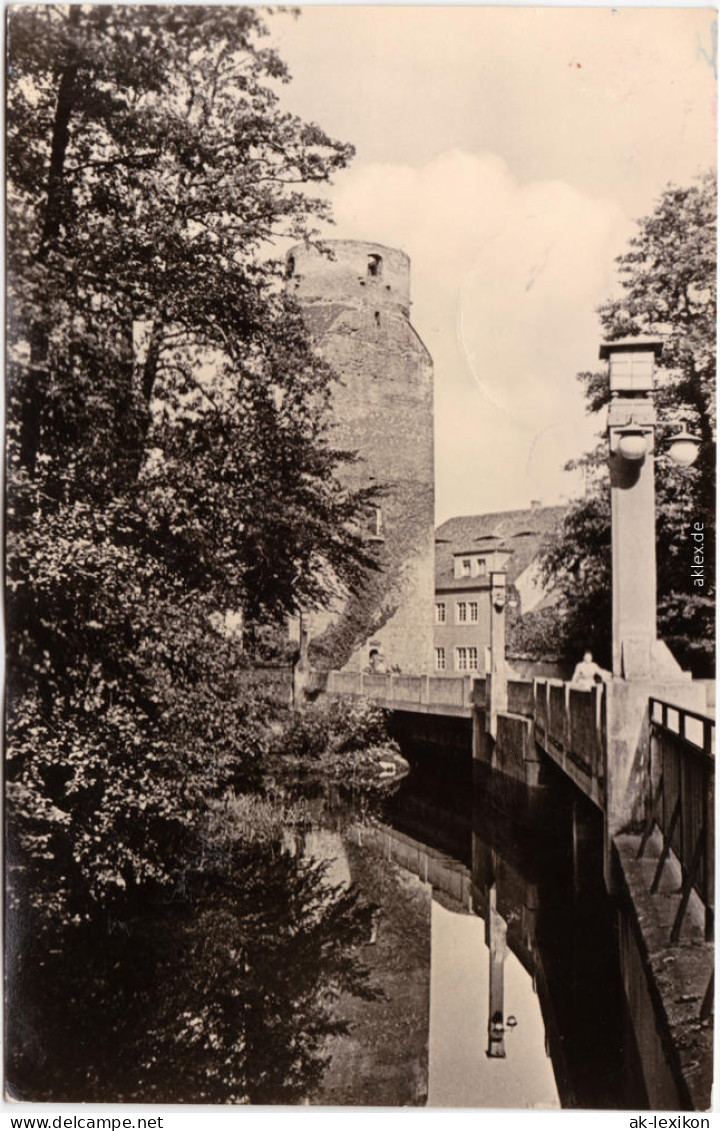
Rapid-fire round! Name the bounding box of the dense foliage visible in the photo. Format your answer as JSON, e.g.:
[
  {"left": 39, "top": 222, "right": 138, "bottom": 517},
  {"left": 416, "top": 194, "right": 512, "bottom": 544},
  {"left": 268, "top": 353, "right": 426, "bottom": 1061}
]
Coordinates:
[
  {"left": 8, "top": 797, "right": 379, "bottom": 1103},
  {"left": 6, "top": 5, "right": 383, "bottom": 1099},
  {"left": 277, "top": 698, "right": 395, "bottom": 762},
  {"left": 525, "top": 174, "right": 716, "bottom": 673}
]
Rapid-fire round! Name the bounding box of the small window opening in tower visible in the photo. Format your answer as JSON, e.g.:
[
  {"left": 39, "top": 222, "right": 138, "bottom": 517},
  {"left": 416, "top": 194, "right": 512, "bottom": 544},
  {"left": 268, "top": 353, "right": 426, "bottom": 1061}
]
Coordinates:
[
  {"left": 285, "top": 254, "right": 295, "bottom": 279},
  {"left": 374, "top": 311, "right": 381, "bottom": 328},
  {"left": 367, "top": 253, "right": 383, "bottom": 278},
  {"left": 366, "top": 505, "right": 384, "bottom": 543}
]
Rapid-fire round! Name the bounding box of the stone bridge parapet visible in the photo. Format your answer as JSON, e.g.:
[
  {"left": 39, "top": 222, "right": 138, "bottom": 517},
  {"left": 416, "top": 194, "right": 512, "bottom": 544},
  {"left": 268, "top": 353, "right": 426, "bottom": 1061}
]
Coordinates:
[{"left": 322, "top": 669, "right": 486, "bottom": 717}]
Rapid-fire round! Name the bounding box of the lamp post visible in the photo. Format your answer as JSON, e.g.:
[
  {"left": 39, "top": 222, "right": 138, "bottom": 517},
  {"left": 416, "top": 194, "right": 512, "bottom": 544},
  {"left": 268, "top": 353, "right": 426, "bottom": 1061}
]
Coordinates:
[
  {"left": 487, "top": 570, "right": 509, "bottom": 737},
  {"left": 601, "top": 338, "right": 697, "bottom": 680},
  {"left": 489, "top": 570, "right": 507, "bottom": 670}
]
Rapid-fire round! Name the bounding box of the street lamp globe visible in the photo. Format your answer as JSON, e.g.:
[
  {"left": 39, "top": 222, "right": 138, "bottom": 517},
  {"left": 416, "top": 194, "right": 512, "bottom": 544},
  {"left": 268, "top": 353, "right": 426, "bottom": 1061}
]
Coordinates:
[
  {"left": 667, "top": 429, "right": 701, "bottom": 469},
  {"left": 616, "top": 431, "right": 648, "bottom": 461}
]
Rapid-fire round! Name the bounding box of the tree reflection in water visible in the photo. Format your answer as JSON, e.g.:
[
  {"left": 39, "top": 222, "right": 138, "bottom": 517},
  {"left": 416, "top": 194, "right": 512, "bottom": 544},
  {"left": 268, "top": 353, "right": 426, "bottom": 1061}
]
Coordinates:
[{"left": 8, "top": 830, "right": 380, "bottom": 1104}]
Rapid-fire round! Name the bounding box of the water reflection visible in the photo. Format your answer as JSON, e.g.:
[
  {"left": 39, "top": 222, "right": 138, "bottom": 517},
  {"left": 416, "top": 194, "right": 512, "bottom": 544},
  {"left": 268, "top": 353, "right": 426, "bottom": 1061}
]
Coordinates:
[
  {"left": 7, "top": 824, "right": 380, "bottom": 1105},
  {"left": 428, "top": 897, "right": 559, "bottom": 1107},
  {"left": 9, "top": 759, "right": 651, "bottom": 1107},
  {"left": 295, "top": 756, "right": 649, "bottom": 1109}
]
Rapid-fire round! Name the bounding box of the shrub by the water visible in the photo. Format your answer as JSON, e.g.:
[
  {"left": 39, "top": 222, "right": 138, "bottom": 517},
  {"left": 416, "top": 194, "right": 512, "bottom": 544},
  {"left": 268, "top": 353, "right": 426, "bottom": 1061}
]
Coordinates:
[{"left": 276, "top": 698, "right": 396, "bottom": 762}]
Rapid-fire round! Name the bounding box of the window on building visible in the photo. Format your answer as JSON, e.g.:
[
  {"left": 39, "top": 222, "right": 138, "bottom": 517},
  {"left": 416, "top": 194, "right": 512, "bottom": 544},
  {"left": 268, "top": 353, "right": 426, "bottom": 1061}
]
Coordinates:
[
  {"left": 461, "top": 558, "right": 472, "bottom": 576},
  {"left": 469, "top": 601, "right": 478, "bottom": 622},
  {"left": 455, "top": 646, "right": 478, "bottom": 671},
  {"left": 435, "top": 648, "right": 446, "bottom": 671},
  {"left": 367, "top": 253, "right": 383, "bottom": 277},
  {"left": 456, "top": 601, "right": 467, "bottom": 623},
  {"left": 435, "top": 602, "right": 446, "bottom": 624},
  {"left": 476, "top": 558, "right": 486, "bottom": 575}
]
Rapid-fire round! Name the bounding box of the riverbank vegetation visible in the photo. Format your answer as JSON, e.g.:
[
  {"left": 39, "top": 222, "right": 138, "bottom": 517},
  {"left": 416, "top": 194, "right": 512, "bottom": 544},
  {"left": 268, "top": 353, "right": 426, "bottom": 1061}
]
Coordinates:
[{"left": 6, "top": 6, "right": 389, "bottom": 1100}]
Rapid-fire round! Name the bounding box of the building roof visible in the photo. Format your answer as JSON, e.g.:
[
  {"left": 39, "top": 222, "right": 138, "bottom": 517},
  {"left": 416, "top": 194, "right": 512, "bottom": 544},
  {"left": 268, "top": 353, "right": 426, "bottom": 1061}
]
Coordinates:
[{"left": 435, "top": 505, "right": 568, "bottom": 591}]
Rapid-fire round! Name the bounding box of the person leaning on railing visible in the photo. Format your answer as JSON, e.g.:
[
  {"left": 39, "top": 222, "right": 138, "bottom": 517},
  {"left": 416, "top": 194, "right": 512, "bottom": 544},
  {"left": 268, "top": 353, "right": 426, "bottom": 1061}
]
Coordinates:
[{"left": 570, "top": 651, "right": 610, "bottom": 689}]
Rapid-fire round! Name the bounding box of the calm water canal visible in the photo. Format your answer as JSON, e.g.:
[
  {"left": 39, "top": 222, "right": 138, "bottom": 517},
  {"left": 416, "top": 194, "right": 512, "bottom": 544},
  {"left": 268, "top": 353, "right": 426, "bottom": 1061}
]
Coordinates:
[{"left": 290, "top": 750, "right": 651, "bottom": 1109}]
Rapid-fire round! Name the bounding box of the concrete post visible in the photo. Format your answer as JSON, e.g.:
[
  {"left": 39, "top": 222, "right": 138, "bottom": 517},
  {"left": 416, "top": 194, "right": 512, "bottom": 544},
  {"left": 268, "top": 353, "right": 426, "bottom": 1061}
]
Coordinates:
[
  {"left": 420, "top": 674, "right": 430, "bottom": 706},
  {"left": 600, "top": 340, "right": 701, "bottom": 883},
  {"left": 487, "top": 570, "right": 508, "bottom": 737},
  {"left": 602, "top": 339, "right": 684, "bottom": 681},
  {"left": 489, "top": 571, "right": 507, "bottom": 672}
]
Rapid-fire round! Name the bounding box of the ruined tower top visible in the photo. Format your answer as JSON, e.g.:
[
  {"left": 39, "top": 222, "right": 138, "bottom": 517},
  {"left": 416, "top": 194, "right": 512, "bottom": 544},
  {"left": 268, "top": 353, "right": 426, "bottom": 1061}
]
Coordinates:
[{"left": 286, "top": 240, "right": 411, "bottom": 317}]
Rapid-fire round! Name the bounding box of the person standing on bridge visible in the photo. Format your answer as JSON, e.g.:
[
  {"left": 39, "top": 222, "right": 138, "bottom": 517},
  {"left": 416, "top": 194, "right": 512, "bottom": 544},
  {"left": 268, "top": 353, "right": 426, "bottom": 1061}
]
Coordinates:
[{"left": 571, "top": 651, "right": 610, "bottom": 688}]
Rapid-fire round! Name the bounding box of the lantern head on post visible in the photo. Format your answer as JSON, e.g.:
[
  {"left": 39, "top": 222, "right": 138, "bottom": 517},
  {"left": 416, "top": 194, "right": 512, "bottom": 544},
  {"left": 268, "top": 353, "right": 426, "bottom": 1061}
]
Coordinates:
[
  {"left": 600, "top": 337, "right": 661, "bottom": 396},
  {"left": 601, "top": 338, "right": 663, "bottom": 465}
]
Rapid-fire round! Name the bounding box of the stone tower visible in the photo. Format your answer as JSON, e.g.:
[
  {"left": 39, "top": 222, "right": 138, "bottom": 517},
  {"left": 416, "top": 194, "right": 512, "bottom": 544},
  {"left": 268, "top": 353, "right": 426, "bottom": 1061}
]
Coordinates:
[{"left": 288, "top": 239, "right": 435, "bottom": 674}]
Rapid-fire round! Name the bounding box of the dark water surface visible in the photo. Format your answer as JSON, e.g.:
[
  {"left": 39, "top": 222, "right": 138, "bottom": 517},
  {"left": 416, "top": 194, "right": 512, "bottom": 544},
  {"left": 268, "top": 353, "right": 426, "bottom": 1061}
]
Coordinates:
[
  {"left": 8, "top": 743, "right": 652, "bottom": 1107},
  {"left": 295, "top": 750, "right": 651, "bottom": 1109}
]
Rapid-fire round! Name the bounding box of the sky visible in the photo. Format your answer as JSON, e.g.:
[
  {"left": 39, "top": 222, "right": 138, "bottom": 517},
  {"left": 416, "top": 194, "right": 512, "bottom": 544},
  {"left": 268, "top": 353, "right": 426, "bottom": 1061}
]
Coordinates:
[{"left": 267, "top": 6, "right": 717, "bottom": 523}]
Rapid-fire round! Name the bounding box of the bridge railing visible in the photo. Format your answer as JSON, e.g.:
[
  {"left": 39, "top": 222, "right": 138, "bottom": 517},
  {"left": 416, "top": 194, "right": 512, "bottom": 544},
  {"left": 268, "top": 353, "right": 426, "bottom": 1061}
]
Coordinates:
[
  {"left": 568, "top": 687, "right": 605, "bottom": 784},
  {"left": 507, "top": 679, "right": 534, "bottom": 717},
  {"left": 363, "top": 672, "right": 393, "bottom": 697},
  {"left": 324, "top": 670, "right": 483, "bottom": 712},
  {"left": 533, "top": 678, "right": 606, "bottom": 790},
  {"left": 329, "top": 670, "right": 363, "bottom": 696},
  {"left": 392, "top": 675, "right": 424, "bottom": 704},
  {"left": 639, "top": 698, "right": 715, "bottom": 942}
]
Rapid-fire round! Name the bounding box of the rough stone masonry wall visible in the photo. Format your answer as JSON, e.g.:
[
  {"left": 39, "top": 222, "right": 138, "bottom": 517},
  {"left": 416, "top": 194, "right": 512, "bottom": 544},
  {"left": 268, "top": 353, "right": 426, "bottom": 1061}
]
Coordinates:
[{"left": 290, "top": 241, "right": 435, "bottom": 674}]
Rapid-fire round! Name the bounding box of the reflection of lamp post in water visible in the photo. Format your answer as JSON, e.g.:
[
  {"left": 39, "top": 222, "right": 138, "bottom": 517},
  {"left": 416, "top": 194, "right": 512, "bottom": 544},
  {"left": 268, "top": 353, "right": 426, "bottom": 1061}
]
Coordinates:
[{"left": 486, "top": 883, "right": 510, "bottom": 1058}]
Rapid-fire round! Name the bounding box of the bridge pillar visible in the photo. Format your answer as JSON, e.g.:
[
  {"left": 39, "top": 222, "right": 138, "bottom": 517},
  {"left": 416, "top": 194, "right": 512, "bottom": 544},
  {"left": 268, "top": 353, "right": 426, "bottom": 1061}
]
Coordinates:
[
  {"left": 604, "top": 679, "right": 708, "bottom": 843},
  {"left": 600, "top": 339, "right": 703, "bottom": 880},
  {"left": 602, "top": 339, "right": 685, "bottom": 682}
]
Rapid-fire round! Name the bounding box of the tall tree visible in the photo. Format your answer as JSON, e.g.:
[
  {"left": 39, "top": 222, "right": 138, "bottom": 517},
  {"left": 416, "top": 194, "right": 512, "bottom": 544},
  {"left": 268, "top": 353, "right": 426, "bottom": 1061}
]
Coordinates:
[
  {"left": 520, "top": 173, "right": 716, "bottom": 673},
  {"left": 6, "top": 5, "right": 377, "bottom": 937}
]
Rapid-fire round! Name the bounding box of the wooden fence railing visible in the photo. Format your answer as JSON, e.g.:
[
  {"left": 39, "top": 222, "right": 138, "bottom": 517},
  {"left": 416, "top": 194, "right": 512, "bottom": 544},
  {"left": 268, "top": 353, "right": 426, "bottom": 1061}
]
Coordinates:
[{"left": 638, "top": 698, "right": 715, "bottom": 943}]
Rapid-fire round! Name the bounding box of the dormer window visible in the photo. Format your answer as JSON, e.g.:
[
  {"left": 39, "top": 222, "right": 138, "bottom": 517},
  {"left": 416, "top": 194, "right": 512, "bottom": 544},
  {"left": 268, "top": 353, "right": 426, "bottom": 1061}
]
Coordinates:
[
  {"left": 453, "top": 553, "right": 477, "bottom": 579},
  {"left": 453, "top": 550, "right": 501, "bottom": 579},
  {"left": 367, "top": 253, "right": 383, "bottom": 278}
]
